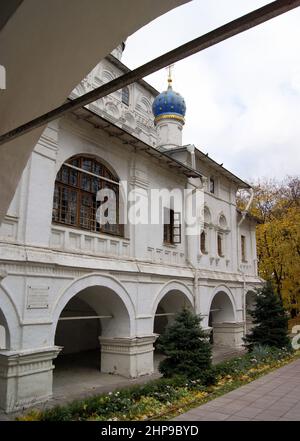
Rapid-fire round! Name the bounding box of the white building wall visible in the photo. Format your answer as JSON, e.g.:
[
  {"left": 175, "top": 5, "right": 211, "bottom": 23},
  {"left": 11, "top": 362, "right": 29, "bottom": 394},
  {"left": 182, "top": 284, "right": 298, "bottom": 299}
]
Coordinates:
[{"left": 0, "top": 55, "right": 262, "bottom": 413}]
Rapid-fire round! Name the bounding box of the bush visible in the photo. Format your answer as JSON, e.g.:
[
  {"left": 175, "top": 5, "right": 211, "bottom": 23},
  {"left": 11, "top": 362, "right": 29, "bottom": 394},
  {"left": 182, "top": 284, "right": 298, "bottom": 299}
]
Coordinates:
[
  {"left": 214, "top": 345, "right": 292, "bottom": 378},
  {"left": 244, "top": 281, "right": 292, "bottom": 352},
  {"left": 157, "top": 308, "right": 215, "bottom": 384}
]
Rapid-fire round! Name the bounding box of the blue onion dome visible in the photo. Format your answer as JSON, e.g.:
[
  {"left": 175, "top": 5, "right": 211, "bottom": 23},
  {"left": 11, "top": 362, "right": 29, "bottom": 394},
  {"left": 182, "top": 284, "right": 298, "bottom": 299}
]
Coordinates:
[{"left": 152, "top": 79, "right": 186, "bottom": 125}]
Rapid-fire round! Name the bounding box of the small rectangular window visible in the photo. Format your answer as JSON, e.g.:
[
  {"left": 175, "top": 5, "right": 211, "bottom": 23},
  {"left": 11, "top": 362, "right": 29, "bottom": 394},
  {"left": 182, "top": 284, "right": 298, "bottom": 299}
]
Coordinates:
[
  {"left": 209, "top": 178, "right": 215, "bottom": 194},
  {"left": 163, "top": 208, "right": 181, "bottom": 244},
  {"left": 217, "top": 233, "right": 223, "bottom": 257},
  {"left": 200, "top": 231, "right": 206, "bottom": 253},
  {"left": 122, "top": 87, "right": 129, "bottom": 106},
  {"left": 241, "top": 235, "right": 247, "bottom": 262},
  {"left": 173, "top": 212, "right": 181, "bottom": 244}
]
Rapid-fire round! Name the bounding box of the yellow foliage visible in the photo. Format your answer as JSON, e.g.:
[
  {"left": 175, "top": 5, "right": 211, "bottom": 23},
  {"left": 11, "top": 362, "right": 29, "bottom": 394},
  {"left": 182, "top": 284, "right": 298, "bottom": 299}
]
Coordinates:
[
  {"left": 17, "top": 409, "right": 42, "bottom": 421},
  {"left": 238, "top": 177, "right": 300, "bottom": 315},
  {"left": 239, "top": 375, "right": 250, "bottom": 381}
]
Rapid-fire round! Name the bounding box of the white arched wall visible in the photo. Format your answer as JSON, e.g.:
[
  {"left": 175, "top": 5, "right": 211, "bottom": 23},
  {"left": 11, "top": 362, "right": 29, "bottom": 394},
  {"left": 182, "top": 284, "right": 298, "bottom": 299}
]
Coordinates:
[
  {"left": 152, "top": 281, "right": 194, "bottom": 335},
  {"left": 51, "top": 273, "right": 136, "bottom": 343},
  {"left": 0, "top": 283, "right": 29, "bottom": 413},
  {"left": 218, "top": 213, "right": 228, "bottom": 229},
  {"left": 208, "top": 286, "right": 237, "bottom": 324},
  {"left": 246, "top": 289, "right": 257, "bottom": 309},
  {"left": 0, "top": 311, "right": 8, "bottom": 350},
  {"left": 0, "top": 284, "right": 22, "bottom": 350},
  {"left": 207, "top": 285, "right": 244, "bottom": 349},
  {"left": 0, "top": 0, "right": 187, "bottom": 223},
  {"left": 246, "top": 289, "right": 257, "bottom": 333},
  {"left": 55, "top": 296, "right": 101, "bottom": 356},
  {"left": 203, "top": 205, "right": 212, "bottom": 224},
  {"left": 207, "top": 285, "right": 235, "bottom": 314},
  {"left": 56, "top": 121, "right": 128, "bottom": 181},
  {"left": 51, "top": 273, "right": 157, "bottom": 379},
  {"left": 55, "top": 149, "right": 124, "bottom": 183}
]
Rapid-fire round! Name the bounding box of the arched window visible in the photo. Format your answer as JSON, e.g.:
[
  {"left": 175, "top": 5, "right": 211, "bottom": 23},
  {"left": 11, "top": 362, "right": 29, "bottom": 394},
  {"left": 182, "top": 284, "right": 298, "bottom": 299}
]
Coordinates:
[
  {"left": 204, "top": 206, "right": 211, "bottom": 224},
  {"left": 219, "top": 214, "right": 227, "bottom": 229},
  {"left": 241, "top": 235, "right": 247, "bottom": 262},
  {"left": 122, "top": 87, "right": 129, "bottom": 106},
  {"left": 200, "top": 231, "right": 206, "bottom": 254},
  {"left": 52, "top": 156, "right": 123, "bottom": 236}
]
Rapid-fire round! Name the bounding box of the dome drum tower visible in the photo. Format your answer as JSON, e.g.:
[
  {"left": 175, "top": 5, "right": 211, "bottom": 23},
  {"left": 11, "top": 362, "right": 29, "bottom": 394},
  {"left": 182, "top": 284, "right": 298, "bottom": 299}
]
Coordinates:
[{"left": 152, "top": 70, "right": 186, "bottom": 151}]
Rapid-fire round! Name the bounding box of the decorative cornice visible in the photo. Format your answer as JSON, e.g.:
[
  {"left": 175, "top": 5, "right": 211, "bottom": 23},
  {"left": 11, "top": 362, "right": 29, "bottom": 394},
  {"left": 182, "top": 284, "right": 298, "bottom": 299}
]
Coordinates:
[
  {"left": 154, "top": 114, "right": 185, "bottom": 124},
  {"left": 0, "top": 269, "right": 7, "bottom": 281},
  {"left": 212, "top": 322, "right": 245, "bottom": 329},
  {"left": 99, "top": 335, "right": 158, "bottom": 355},
  {"left": 0, "top": 346, "right": 61, "bottom": 377},
  {"left": 130, "top": 176, "right": 149, "bottom": 190}
]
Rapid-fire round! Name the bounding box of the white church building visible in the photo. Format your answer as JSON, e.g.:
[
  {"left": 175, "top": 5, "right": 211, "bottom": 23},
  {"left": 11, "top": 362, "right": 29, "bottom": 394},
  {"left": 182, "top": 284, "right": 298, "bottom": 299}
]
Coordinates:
[{"left": 0, "top": 43, "right": 261, "bottom": 413}]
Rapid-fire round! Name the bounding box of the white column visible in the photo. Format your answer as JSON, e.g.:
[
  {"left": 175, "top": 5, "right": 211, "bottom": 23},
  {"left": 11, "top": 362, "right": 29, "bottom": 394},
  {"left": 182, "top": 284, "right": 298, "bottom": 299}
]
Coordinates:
[
  {"left": 212, "top": 322, "right": 244, "bottom": 349},
  {"left": 23, "top": 122, "right": 59, "bottom": 247},
  {"left": 99, "top": 335, "right": 158, "bottom": 378},
  {"left": 128, "top": 155, "right": 149, "bottom": 260},
  {"left": 0, "top": 346, "right": 61, "bottom": 413}
]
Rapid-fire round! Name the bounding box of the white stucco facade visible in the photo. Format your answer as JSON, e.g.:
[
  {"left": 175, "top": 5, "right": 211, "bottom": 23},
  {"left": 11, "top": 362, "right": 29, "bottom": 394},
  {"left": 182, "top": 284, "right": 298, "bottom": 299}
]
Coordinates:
[
  {"left": 0, "top": 0, "right": 188, "bottom": 222},
  {"left": 0, "top": 50, "right": 261, "bottom": 413}
]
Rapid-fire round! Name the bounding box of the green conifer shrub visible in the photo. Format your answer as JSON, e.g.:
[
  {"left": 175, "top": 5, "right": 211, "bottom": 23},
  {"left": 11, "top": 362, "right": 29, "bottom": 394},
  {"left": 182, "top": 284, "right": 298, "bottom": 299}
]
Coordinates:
[
  {"left": 244, "top": 281, "right": 292, "bottom": 352},
  {"left": 157, "top": 308, "right": 215, "bottom": 384}
]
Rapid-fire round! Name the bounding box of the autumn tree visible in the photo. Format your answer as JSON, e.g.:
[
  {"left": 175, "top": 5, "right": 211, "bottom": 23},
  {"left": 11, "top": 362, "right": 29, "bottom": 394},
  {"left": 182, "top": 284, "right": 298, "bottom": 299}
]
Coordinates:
[{"left": 237, "top": 176, "right": 300, "bottom": 317}]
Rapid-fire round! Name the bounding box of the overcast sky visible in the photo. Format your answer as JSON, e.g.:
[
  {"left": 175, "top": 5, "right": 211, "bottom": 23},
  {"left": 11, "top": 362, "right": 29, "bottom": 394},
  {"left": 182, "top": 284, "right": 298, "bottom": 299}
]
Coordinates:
[{"left": 122, "top": 0, "right": 300, "bottom": 182}]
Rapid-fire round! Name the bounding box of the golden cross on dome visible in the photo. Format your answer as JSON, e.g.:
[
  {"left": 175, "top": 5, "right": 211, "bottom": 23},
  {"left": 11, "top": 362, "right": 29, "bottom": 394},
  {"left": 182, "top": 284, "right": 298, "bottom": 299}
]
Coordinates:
[{"left": 167, "top": 64, "right": 174, "bottom": 87}]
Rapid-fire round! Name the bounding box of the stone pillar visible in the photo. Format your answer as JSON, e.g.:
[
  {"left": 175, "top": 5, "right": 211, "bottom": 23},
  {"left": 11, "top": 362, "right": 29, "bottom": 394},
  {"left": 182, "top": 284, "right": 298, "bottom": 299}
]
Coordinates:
[
  {"left": 186, "top": 177, "right": 203, "bottom": 269},
  {"left": 0, "top": 346, "right": 61, "bottom": 413},
  {"left": 246, "top": 314, "right": 254, "bottom": 334},
  {"left": 212, "top": 322, "right": 244, "bottom": 349},
  {"left": 202, "top": 327, "right": 213, "bottom": 344},
  {"left": 22, "top": 122, "right": 59, "bottom": 247},
  {"left": 128, "top": 155, "right": 149, "bottom": 261},
  {"left": 99, "top": 335, "right": 157, "bottom": 378}
]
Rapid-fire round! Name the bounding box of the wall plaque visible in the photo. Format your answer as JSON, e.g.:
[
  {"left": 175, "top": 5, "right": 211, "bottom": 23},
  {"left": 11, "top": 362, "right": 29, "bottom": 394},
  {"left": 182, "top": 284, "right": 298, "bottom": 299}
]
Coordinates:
[{"left": 27, "top": 286, "right": 49, "bottom": 309}]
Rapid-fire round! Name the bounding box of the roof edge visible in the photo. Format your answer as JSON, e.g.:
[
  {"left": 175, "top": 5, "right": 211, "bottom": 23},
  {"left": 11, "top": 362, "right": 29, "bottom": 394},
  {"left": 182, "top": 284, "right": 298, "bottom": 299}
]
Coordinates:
[
  {"left": 106, "top": 54, "right": 159, "bottom": 97},
  {"left": 68, "top": 101, "right": 202, "bottom": 180},
  {"left": 195, "top": 147, "right": 251, "bottom": 189}
]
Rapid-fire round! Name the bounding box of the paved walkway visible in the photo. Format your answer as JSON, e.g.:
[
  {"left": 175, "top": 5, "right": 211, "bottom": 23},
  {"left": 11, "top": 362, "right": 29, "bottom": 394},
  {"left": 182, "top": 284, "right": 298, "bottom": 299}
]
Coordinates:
[{"left": 173, "top": 358, "right": 300, "bottom": 421}]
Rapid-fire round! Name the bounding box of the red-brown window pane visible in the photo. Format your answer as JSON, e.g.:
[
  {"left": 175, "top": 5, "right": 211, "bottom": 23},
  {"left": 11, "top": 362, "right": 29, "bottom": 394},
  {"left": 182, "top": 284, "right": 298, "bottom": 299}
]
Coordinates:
[
  {"left": 61, "top": 166, "right": 69, "bottom": 184},
  {"left": 52, "top": 155, "right": 123, "bottom": 237},
  {"left": 81, "top": 173, "right": 91, "bottom": 191},
  {"left": 69, "top": 169, "right": 78, "bottom": 187},
  {"left": 82, "top": 158, "right": 92, "bottom": 172}
]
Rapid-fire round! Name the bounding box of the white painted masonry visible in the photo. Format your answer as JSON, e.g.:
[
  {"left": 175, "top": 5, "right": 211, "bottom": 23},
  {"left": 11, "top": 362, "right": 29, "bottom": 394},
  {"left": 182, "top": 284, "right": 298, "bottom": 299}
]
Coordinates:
[{"left": 0, "top": 48, "right": 261, "bottom": 412}]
